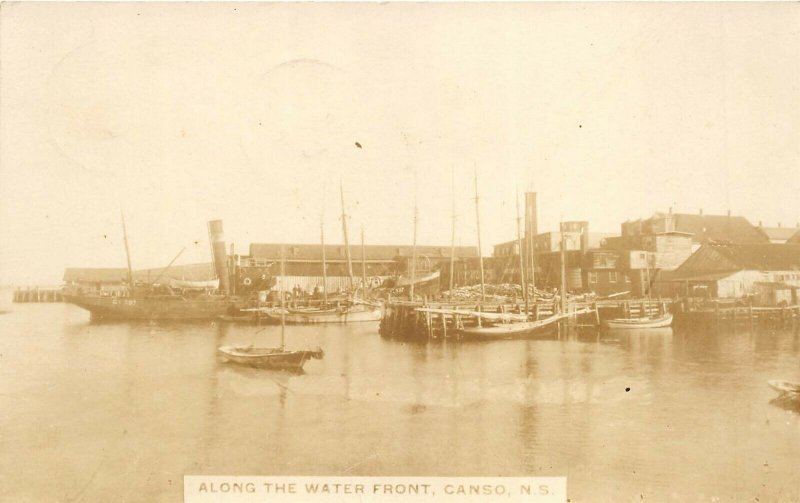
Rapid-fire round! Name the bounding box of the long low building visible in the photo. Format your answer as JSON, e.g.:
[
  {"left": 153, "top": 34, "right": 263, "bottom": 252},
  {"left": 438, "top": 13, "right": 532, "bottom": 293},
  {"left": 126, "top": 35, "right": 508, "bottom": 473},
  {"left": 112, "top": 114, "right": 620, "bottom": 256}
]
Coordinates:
[
  {"left": 653, "top": 243, "right": 800, "bottom": 305},
  {"left": 239, "top": 243, "right": 479, "bottom": 293}
]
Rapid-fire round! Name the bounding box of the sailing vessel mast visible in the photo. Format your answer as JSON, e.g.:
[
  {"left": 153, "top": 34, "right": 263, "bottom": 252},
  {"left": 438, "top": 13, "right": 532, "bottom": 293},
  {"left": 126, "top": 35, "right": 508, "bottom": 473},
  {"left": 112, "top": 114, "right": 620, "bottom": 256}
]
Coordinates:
[
  {"left": 320, "top": 215, "right": 328, "bottom": 306},
  {"left": 121, "top": 211, "right": 135, "bottom": 295},
  {"left": 279, "top": 245, "right": 286, "bottom": 349},
  {"left": 360, "top": 226, "right": 367, "bottom": 296},
  {"left": 449, "top": 167, "right": 456, "bottom": 296},
  {"left": 560, "top": 222, "right": 567, "bottom": 314},
  {"left": 151, "top": 247, "right": 186, "bottom": 286},
  {"left": 515, "top": 191, "right": 529, "bottom": 316},
  {"left": 474, "top": 169, "right": 486, "bottom": 303},
  {"left": 410, "top": 179, "right": 419, "bottom": 301},
  {"left": 340, "top": 180, "right": 354, "bottom": 291}
]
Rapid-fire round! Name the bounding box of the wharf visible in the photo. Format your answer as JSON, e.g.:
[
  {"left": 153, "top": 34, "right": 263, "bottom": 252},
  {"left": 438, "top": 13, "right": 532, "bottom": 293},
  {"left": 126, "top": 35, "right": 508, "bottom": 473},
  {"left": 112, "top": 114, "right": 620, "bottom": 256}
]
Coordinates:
[
  {"left": 13, "top": 287, "right": 63, "bottom": 303},
  {"left": 380, "top": 298, "right": 670, "bottom": 340},
  {"left": 673, "top": 298, "right": 800, "bottom": 327}
]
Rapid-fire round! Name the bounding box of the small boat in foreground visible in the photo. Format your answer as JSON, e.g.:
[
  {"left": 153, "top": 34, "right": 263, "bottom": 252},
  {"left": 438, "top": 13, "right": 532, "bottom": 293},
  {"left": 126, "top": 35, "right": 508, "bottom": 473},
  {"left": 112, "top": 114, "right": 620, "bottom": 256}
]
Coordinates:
[
  {"left": 767, "top": 380, "right": 800, "bottom": 397},
  {"left": 217, "top": 345, "right": 323, "bottom": 371},
  {"left": 218, "top": 247, "right": 325, "bottom": 371},
  {"left": 603, "top": 313, "right": 673, "bottom": 329}
]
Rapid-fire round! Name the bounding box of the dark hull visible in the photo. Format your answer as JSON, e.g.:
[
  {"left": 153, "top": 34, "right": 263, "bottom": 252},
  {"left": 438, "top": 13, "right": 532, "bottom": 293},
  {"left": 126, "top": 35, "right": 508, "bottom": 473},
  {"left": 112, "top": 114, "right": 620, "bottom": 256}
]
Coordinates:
[{"left": 63, "top": 294, "right": 240, "bottom": 321}]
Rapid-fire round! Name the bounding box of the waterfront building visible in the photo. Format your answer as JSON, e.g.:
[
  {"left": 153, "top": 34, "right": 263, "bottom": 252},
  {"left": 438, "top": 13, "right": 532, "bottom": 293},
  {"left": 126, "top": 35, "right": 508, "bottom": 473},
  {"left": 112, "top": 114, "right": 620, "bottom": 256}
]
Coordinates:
[
  {"left": 653, "top": 243, "right": 800, "bottom": 305},
  {"left": 241, "top": 243, "right": 479, "bottom": 294}
]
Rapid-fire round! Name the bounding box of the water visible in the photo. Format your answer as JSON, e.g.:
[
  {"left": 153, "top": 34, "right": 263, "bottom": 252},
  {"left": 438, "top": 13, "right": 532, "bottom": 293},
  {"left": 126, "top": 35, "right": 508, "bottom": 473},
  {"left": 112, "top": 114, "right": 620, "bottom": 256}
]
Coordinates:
[{"left": 1, "top": 300, "right": 799, "bottom": 502}]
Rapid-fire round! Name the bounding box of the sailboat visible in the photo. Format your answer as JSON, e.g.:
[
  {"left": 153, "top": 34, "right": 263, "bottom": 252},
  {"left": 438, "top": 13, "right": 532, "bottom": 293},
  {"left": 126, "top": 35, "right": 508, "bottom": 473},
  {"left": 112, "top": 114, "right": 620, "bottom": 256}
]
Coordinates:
[
  {"left": 602, "top": 255, "right": 672, "bottom": 329},
  {"left": 218, "top": 247, "right": 324, "bottom": 371},
  {"left": 263, "top": 182, "right": 382, "bottom": 324}
]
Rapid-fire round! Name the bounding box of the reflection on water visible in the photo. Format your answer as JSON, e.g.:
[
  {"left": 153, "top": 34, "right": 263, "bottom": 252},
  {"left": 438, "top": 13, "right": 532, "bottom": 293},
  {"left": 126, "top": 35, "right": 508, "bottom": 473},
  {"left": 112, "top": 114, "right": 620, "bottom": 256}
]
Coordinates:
[{"left": 1, "top": 302, "right": 799, "bottom": 502}]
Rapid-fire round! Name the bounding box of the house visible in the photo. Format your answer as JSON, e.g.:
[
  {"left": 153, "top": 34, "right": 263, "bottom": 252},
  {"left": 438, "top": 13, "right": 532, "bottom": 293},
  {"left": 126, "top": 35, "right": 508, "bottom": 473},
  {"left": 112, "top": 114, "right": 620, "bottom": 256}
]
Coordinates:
[
  {"left": 653, "top": 243, "right": 800, "bottom": 305},
  {"left": 621, "top": 209, "right": 768, "bottom": 251},
  {"left": 582, "top": 249, "right": 634, "bottom": 296}
]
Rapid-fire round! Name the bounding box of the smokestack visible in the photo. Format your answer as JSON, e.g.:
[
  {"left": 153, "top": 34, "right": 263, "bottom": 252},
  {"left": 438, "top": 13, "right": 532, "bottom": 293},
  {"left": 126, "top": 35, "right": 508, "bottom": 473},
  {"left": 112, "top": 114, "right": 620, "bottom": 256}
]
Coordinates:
[
  {"left": 699, "top": 208, "right": 703, "bottom": 216},
  {"left": 668, "top": 206, "right": 673, "bottom": 215},
  {"left": 727, "top": 209, "right": 731, "bottom": 217},
  {"left": 778, "top": 222, "right": 782, "bottom": 228},
  {"left": 758, "top": 220, "right": 762, "bottom": 226},
  {"left": 207, "top": 220, "right": 230, "bottom": 294}
]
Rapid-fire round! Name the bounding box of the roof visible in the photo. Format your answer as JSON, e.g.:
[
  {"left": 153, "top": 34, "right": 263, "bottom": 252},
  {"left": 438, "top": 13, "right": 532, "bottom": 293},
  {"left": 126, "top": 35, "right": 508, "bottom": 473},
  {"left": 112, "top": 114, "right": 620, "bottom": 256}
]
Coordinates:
[
  {"left": 670, "top": 243, "right": 800, "bottom": 280},
  {"left": 671, "top": 213, "right": 767, "bottom": 244},
  {"left": 249, "top": 243, "right": 480, "bottom": 261},
  {"left": 785, "top": 229, "right": 800, "bottom": 244},
  {"left": 758, "top": 226, "right": 799, "bottom": 242}
]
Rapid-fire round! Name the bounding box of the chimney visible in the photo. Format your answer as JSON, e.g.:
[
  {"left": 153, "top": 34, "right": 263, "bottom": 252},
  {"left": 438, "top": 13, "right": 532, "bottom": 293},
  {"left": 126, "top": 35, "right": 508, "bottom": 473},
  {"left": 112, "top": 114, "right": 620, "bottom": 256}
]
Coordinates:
[
  {"left": 207, "top": 220, "right": 230, "bottom": 294},
  {"left": 758, "top": 220, "right": 762, "bottom": 226},
  {"left": 668, "top": 206, "right": 673, "bottom": 215},
  {"left": 699, "top": 208, "right": 703, "bottom": 216},
  {"left": 778, "top": 222, "right": 782, "bottom": 228},
  {"left": 727, "top": 209, "right": 731, "bottom": 217}
]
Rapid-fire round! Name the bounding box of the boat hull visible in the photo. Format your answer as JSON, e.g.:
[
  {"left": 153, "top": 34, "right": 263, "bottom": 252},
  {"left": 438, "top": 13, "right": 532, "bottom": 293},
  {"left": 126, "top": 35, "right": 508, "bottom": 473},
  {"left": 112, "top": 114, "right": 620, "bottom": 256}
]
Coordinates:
[
  {"left": 64, "top": 294, "right": 240, "bottom": 321},
  {"left": 267, "top": 305, "right": 382, "bottom": 324},
  {"left": 458, "top": 314, "right": 566, "bottom": 340},
  {"left": 217, "top": 346, "right": 323, "bottom": 371},
  {"left": 603, "top": 314, "right": 673, "bottom": 329}
]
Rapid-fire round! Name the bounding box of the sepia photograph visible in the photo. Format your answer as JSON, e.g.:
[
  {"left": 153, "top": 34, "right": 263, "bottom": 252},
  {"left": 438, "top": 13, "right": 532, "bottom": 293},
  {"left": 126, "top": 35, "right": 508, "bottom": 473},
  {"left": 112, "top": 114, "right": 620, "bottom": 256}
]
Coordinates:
[{"left": 1, "top": 2, "right": 799, "bottom": 502}]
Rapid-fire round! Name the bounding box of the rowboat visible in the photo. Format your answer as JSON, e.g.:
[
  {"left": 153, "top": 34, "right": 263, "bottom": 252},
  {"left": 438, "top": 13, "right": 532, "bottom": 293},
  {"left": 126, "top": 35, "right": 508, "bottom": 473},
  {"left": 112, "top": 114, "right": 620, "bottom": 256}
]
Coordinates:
[
  {"left": 603, "top": 313, "right": 673, "bottom": 329},
  {"left": 217, "top": 345, "right": 324, "bottom": 371},
  {"left": 767, "top": 380, "right": 800, "bottom": 396}
]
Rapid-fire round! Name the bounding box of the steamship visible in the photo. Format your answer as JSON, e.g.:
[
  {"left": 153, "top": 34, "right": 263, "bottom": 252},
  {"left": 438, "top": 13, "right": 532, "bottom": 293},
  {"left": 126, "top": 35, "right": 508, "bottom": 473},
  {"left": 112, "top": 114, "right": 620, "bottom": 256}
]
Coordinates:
[{"left": 63, "top": 220, "right": 246, "bottom": 321}]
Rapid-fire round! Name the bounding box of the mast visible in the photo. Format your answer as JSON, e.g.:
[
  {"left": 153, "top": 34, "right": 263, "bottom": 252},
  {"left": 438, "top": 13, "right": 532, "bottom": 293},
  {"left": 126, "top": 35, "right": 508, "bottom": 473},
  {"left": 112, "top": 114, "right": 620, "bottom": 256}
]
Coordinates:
[
  {"left": 360, "top": 226, "right": 367, "bottom": 296},
  {"left": 279, "top": 245, "right": 286, "bottom": 349},
  {"left": 527, "top": 193, "right": 537, "bottom": 301},
  {"left": 340, "top": 180, "right": 354, "bottom": 291},
  {"left": 474, "top": 169, "right": 486, "bottom": 303},
  {"left": 320, "top": 215, "right": 328, "bottom": 306},
  {"left": 121, "top": 211, "right": 135, "bottom": 294},
  {"left": 449, "top": 167, "right": 456, "bottom": 296},
  {"left": 151, "top": 247, "right": 186, "bottom": 286},
  {"left": 410, "top": 178, "right": 418, "bottom": 301},
  {"left": 516, "top": 191, "right": 529, "bottom": 315},
  {"left": 560, "top": 222, "right": 567, "bottom": 314}
]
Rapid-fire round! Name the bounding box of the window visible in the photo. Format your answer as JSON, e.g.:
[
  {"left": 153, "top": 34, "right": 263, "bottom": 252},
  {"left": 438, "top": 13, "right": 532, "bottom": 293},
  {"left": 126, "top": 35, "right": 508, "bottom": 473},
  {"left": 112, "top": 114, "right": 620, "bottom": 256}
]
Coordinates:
[
  {"left": 609, "top": 271, "right": 618, "bottom": 283},
  {"left": 588, "top": 272, "right": 598, "bottom": 284}
]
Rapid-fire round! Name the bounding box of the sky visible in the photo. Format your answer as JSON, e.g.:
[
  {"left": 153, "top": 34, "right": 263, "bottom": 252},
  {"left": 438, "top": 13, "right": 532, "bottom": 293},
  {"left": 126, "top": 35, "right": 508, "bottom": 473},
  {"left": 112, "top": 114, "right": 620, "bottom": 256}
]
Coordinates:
[{"left": 1, "top": 3, "right": 799, "bottom": 285}]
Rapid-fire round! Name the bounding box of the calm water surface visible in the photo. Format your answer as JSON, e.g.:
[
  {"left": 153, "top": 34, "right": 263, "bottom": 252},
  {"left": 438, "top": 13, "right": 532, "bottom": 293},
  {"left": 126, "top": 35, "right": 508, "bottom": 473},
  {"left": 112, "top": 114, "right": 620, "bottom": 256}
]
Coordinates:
[{"left": 1, "top": 299, "right": 799, "bottom": 502}]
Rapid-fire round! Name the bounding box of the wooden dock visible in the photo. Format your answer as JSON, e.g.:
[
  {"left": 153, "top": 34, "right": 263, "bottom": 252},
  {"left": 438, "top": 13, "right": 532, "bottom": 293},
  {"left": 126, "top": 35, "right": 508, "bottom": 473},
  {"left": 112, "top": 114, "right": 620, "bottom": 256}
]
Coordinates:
[
  {"left": 673, "top": 298, "right": 800, "bottom": 327},
  {"left": 379, "top": 298, "right": 670, "bottom": 340},
  {"left": 12, "top": 287, "right": 64, "bottom": 303}
]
